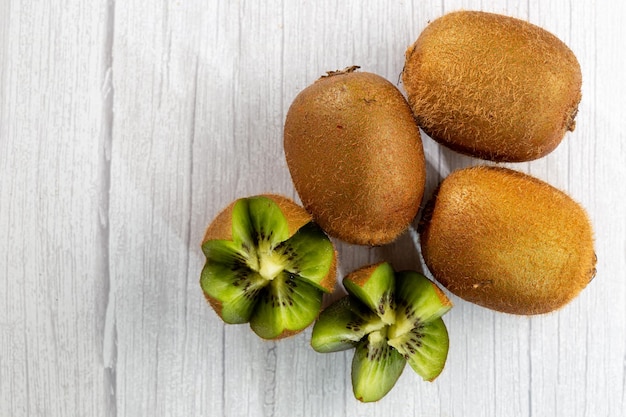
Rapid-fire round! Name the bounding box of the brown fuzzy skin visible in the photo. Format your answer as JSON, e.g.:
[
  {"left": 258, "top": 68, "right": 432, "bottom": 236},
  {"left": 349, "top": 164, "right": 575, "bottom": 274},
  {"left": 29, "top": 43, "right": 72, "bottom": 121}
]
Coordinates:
[
  {"left": 284, "top": 68, "right": 426, "bottom": 246},
  {"left": 419, "top": 166, "right": 596, "bottom": 315},
  {"left": 202, "top": 194, "right": 313, "bottom": 243},
  {"left": 345, "top": 262, "right": 453, "bottom": 309},
  {"left": 344, "top": 262, "right": 385, "bottom": 288},
  {"left": 201, "top": 194, "right": 338, "bottom": 338},
  {"left": 402, "top": 11, "right": 582, "bottom": 162}
]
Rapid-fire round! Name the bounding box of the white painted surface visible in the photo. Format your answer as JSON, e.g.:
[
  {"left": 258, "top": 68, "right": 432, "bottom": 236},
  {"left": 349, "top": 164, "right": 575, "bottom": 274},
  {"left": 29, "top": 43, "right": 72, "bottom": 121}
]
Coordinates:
[{"left": 1, "top": 1, "right": 625, "bottom": 416}]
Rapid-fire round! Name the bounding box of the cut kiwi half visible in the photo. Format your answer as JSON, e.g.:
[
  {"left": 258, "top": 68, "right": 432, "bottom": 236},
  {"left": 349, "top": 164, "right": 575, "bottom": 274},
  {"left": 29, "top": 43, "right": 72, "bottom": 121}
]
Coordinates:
[
  {"left": 200, "top": 195, "right": 337, "bottom": 339},
  {"left": 311, "top": 262, "right": 452, "bottom": 402}
]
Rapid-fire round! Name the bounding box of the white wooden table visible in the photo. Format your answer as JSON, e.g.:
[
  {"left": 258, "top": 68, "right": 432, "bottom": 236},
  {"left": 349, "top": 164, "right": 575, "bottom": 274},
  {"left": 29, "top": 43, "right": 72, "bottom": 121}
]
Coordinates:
[{"left": 1, "top": 1, "right": 625, "bottom": 416}]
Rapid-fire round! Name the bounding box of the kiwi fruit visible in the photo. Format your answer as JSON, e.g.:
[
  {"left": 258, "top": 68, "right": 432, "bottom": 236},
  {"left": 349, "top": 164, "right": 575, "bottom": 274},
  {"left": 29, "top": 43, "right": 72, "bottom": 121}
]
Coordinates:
[
  {"left": 402, "top": 11, "right": 582, "bottom": 162},
  {"left": 419, "top": 166, "right": 596, "bottom": 315},
  {"left": 311, "top": 262, "right": 452, "bottom": 402},
  {"left": 200, "top": 194, "right": 337, "bottom": 339},
  {"left": 284, "top": 66, "right": 426, "bottom": 246}
]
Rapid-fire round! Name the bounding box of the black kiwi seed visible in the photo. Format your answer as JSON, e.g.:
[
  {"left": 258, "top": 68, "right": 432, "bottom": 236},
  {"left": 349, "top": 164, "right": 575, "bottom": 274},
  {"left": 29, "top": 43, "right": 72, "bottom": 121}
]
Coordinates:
[
  {"left": 345, "top": 320, "right": 362, "bottom": 332},
  {"left": 368, "top": 346, "right": 380, "bottom": 361},
  {"left": 201, "top": 195, "right": 337, "bottom": 340},
  {"left": 310, "top": 263, "right": 452, "bottom": 402}
]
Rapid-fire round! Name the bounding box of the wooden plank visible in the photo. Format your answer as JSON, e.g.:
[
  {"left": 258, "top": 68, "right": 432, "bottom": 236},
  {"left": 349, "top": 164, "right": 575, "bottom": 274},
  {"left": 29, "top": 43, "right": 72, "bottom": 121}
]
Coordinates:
[
  {"left": 0, "top": 1, "right": 112, "bottom": 416},
  {"left": 108, "top": 0, "right": 195, "bottom": 415}
]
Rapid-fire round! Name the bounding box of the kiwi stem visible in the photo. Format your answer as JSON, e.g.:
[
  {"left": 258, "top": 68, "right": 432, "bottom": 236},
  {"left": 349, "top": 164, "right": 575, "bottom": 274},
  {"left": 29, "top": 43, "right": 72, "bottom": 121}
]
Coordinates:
[{"left": 322, "top": 65, "right": 361, "bottom": 78}]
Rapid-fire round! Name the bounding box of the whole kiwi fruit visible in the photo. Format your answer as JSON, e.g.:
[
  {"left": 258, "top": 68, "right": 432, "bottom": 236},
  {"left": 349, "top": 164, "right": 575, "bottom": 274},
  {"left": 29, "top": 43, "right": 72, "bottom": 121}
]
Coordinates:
[
  {"left": 284, "top": 66, "right": 426, "bottom": 246},
  {"left": 419, "top": 166, "right": 596, "bottom": 315},
  {"left": 402, "top": 11, "right": 582, "bottom": 162},
  {"left": 200, "top": 194, "right": 337, "bottom": 339}
]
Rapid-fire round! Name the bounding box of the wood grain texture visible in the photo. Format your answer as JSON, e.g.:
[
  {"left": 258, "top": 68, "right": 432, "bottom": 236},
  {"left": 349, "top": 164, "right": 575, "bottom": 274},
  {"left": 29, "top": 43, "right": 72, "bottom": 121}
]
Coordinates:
[
  {"left": 0, "top": 1, "right": 112, "bottom": 417},
  {"left": 1, "top": 0, "right": 625, "bottom": 416}
]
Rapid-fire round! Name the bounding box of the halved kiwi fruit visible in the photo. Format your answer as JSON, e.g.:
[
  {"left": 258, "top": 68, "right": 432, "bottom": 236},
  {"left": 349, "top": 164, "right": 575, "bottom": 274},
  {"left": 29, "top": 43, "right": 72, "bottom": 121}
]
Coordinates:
[
  {"left": 402, "top": 11, "right": 582, "bottom": 162},
  {"left": 200, "top": 194, "right": 337, "bottom": 339},
  {"left": 419, "top": 166, "right": 596, "bottom": 314},
  {"left": 311, "top": 262, "right": 452, "bottom": 402}
]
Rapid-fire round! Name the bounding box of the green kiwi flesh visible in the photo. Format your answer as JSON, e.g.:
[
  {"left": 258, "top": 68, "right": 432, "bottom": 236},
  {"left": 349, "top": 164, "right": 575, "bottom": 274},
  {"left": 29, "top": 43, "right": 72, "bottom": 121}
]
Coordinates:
[
  {"left": 419, "top": 166, "right": 597, "bottom": 314},
  {"left": 284, "top": 67, "right": 426, "bottom": 245},
  {"left": 311, "top": 262, "right": 452, "bottom": 402},
  {"left": 402, "top": 11, "right": 582, "bottom": 162},
  {"left": 200, "top": 195, "right": 337, "bottom": 339},
  {"left": 352, "top": 331, "right": 406, "bottom": 403}
]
